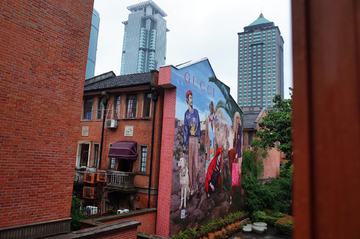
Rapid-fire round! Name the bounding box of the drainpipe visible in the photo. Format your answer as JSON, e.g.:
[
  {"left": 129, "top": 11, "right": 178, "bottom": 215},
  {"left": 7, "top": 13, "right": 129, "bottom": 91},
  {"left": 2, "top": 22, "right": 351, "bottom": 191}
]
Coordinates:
[
  {"left": 147, "top": 75, "right": 159, "bottom": 208},
  {"left": 99, "top": 91, "right": 109, "bottom": 170}
]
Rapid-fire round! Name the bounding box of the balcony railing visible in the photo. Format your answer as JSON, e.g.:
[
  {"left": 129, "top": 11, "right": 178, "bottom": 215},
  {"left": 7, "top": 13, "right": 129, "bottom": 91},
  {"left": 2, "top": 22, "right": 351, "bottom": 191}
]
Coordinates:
[{"left": 106, "top": 170, "right": 135, "bottom": 190}]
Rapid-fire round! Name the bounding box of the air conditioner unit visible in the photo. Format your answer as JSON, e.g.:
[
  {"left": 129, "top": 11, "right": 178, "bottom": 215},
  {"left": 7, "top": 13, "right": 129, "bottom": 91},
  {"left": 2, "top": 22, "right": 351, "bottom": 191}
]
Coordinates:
[
  {"left": 83, "top": 187, "right": 96, "bottom": 199},
  {"left": 97, "top": 170, "right": 107, "bottom": 183},
  {"left": 105, "top": 119, "right": 118, "bottom": 129},
  {"left": 84, "top": 171, "right": 96, "bottom": 184}
]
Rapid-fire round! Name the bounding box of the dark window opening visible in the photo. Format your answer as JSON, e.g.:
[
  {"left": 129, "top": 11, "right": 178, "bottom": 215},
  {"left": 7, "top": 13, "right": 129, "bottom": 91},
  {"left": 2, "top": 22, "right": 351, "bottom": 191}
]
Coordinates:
[{"left": 80, "top": 144, "right": 89, "bottom": 166}]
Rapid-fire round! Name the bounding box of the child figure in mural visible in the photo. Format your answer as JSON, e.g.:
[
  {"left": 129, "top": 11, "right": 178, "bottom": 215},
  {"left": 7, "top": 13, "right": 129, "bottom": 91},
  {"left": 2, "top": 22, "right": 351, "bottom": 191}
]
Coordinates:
[
  {"left": 205, "top": 101, "right": 217, "bottom": 174},
  {"left": 183, "top": 90, "right": 201, "bottom": 197},
  {"left": 228, "top": 112, "right": 242, "bottom": 204},
  {"left": 205, "top": 147, "right": 223, "bottom": 198}
]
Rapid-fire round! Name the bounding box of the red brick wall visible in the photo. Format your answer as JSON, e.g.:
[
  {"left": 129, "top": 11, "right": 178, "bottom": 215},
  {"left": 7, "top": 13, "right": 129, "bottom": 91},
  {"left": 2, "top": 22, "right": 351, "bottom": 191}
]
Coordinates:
[
  {"left": 262, "top": 147, "right": 281, "bottom": 179},
  {"left": 102, "top": 228, "right": 137, "bottom": 239},
  {"left": 156, "top": 66, "right": 176, "bottom": 237},
  {"left": 101, "top": 212, "right": 156, "bottom": 235},
  {"left": 0, "top": 0, "right": 94, "bottom": 228}
]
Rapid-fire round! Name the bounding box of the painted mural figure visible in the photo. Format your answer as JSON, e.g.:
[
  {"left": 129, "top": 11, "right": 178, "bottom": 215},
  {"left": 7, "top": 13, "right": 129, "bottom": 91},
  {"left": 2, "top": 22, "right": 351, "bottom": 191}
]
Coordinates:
[
  {"left": 228, "top": 112, "right": 242, "bottom": 204},
  {"left": 205, "top": 147, "right": 223, "bottom": 198},
  {"left": 205, "top": 101, "right": 217, "bottom": 174},
  {"left": 183, "top": 90, "right": 201, "bottom": 196}
]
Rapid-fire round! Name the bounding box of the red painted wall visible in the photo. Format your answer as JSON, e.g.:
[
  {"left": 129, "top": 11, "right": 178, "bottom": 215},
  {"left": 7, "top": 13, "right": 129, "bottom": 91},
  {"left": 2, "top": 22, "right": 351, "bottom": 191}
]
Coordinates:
[{"left": 0, "top": 0, "right": 94, "bottom": 228}]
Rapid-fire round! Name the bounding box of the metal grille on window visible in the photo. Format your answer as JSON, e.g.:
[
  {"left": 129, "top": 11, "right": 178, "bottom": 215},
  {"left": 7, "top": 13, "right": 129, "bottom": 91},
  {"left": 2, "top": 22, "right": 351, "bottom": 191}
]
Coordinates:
[{"left": 140, "top": 146, "right": 147, "bottom": 172}]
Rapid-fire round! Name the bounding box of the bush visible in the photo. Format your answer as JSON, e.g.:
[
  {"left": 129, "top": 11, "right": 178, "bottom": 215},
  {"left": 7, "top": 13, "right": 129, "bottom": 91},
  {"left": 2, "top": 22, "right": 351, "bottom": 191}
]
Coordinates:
[
  {"left": 251, "top": 211, "right": 266, "bottom": 222},
  {"left": 172, "top": 211, "right": 248, "bottom": 239},
  {"left": 70, "top": 195, "right": 86, "bottom": 231},
  {"left": 275, "top": 215, "right": 293, "bottom": 236},
  {"left": 258, "top": 215, "right": 280, "bottom": 226}
]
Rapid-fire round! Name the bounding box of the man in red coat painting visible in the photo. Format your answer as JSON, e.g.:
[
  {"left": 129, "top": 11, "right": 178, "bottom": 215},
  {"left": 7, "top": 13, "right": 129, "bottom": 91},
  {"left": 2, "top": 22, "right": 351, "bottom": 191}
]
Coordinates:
[{"left": 205, "top": 147, "right": 223, "bottom": 198}]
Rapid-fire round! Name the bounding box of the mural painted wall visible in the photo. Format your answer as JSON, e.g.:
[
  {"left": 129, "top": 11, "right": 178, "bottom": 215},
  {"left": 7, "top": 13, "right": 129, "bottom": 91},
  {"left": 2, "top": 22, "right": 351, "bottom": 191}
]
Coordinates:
[{"left": 169, "top": 59, "right": 243, "bottom": 236}]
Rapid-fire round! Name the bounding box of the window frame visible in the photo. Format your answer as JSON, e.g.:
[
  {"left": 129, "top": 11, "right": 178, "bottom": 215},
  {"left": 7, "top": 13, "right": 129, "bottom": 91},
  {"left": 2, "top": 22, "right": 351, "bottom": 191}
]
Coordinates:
[
  {"left": 96, "top": 97, "right": 104, "bottom": 120},
  {"left": 125, "top": 94, "right": 138, "bottom": 118},
  {"left": 138, "top": 145, "right": 149, "bottom": 173},
  {"left": 92, "top": 143, "right": 100, "bottom": 168},
  {"left": 113, "top": 95, "right": 121, "bottom": 119},
  {"left": 82, "top": 98, "right": 94, "bottom": 120},
  {"left": 76, "top": 141, "right": 91, "bottom": 167},
  {"left": 142, "top": 92, "right": 152, "bottom": 118}
]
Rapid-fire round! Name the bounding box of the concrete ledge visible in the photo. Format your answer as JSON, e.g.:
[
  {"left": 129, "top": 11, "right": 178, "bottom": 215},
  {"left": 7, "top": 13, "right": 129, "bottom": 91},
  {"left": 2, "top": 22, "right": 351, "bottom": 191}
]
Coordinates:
[
  {"left": 0, "top": 218, "right": 71, "bottom": 239},
  {"left": 48, "top": 220, "right": 140, "bottom": 239},
  {"left": 80, "top": 208, "right": 157, "bottom": 227}
]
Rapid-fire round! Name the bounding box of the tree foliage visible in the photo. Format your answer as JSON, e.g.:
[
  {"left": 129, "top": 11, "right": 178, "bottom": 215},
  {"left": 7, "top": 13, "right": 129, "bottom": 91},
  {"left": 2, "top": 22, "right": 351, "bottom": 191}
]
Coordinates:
[
  {"left": 257, "top": 90, "right": 293, "bottom": 161},
  {"left": 242, "top": 138, "right": 266, "bottom": 179},
  {"left": 70, "top": 195, "right": 86, "bottom": 231}
]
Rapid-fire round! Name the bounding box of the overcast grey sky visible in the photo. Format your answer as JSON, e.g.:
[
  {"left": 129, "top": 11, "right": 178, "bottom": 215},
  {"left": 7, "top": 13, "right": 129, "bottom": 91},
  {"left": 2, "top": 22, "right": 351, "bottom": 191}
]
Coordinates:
[{"left": 93, "top": 0, "right": 293, "bottom": 99}]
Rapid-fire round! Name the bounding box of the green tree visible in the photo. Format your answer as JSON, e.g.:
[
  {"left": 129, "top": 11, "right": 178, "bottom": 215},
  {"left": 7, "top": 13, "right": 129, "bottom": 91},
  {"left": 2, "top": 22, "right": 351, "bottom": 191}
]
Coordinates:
[
  {"left": 242, "top": 138, "right": 266, "bottom": 179},
  {"left": 257, "top": 90, "right": 293, "bottom": 161},
  {"left": 70, "top": 195, "right": 86, "bottom": 231}
]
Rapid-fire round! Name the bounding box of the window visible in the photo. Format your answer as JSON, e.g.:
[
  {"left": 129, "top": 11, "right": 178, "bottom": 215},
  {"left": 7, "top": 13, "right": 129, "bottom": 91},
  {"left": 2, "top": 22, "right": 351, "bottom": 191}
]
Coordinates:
[
  {"left": 139, "top": 146, "right": 148, "bottom": 173},
  {"left": 92, "top": 144, "right": 100, "bottom": 168},
  {"left": 77, "top": 142, "right": 91, "bottom": 167},
  {"left": 114, "top": 95, "right": 121, "bottom": 118},
  {"left": 143, "top": 92, "right": 152, "bottom": 117},
  {"left": 97, "top": 97, "right": 104, "bottom": 119},
  {"left": 83, "top": 98, "right": 94, "bottom": 120},
  {"left": 125, "top": 94, "right": 137, "bottom": 118}
]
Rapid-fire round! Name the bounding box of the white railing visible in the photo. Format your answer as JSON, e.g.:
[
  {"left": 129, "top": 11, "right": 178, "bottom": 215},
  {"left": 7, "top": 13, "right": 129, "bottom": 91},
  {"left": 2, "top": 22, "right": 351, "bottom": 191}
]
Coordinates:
[{"left": 106, "top": 170, "right": 135, "bottom": 189}]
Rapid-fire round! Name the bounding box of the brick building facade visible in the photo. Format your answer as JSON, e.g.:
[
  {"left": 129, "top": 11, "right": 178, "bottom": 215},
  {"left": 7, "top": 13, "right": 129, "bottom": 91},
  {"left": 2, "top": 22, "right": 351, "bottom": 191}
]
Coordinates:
[
  {"left": 0, "top": 0, "right": 94, "bottom": 238},
  {"left": 73, "top": 70, "right": 164, "bottom": 235},
  {"left": 242, "top": 106, "right": 281, "bottom": 180}
]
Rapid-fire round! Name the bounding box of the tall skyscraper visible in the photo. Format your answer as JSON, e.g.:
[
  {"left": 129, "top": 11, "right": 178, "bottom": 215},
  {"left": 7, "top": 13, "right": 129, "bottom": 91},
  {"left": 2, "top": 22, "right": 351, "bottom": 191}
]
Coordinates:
[
  {"left": 85, "top": 8, "right": 100, "bottom": 79},
  {"left": 120, "top": 1, "right": 168, "bottom": 75},
  {"left": 237, "top": 13, "right": 284, "bottom": 109}
]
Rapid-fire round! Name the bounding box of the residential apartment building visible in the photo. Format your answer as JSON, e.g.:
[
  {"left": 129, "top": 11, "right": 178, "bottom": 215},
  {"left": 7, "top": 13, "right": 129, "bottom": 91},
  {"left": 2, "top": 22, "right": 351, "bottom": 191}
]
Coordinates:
[
  {"left": 237, "top": 13, "right": 284, "bottom": 109},
  {"left": 74, "top": 70, "right": 164, "bottom": 234},
  {"left": 120, "top": 0, "right": 168, "bottom": 75},
  {"left": 85, "top": 8, "right": 100, "bottom": 79}
]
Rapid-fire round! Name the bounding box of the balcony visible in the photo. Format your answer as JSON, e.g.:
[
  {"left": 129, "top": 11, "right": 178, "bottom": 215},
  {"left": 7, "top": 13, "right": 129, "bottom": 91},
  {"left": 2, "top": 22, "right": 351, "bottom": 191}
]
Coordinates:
[{"left": 106, "top": 170, "right": 136, "bottom": 192}]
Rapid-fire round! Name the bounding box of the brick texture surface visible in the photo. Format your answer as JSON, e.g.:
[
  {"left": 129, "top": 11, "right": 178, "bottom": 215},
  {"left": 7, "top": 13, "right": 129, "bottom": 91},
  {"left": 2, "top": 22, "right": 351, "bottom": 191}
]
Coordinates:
[
  {"left": 102, "top": 212, "right": 156, "bottom": 235},
  {"left": 0, "top": 0, "right": 94, "bottom": 228},
  {"left": 102, "top": 227, "right": 137, "bottom": 239},
  {"left": 156, "top": 85, "right": 176, "bottom": 237},
  {"left": 79, "top": 83, "right": 164, "bottom": 209}
]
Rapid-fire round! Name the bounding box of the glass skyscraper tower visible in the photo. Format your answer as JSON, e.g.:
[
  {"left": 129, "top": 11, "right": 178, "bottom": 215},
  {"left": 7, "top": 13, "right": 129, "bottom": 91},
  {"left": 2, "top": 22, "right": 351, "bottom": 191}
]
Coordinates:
[
  {"left": 86, "top": 9, "right": 100, "bottom": 79},
  {"left": 120, "top": 1, "right": 168, "bottom": 75},
  {"left": 237, "top": 14, "right": 284, "bottom": 109}
]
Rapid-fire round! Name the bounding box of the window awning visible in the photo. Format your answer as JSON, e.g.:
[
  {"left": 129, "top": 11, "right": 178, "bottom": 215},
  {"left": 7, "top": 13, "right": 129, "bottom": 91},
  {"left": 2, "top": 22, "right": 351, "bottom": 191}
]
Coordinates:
[{"left": 108, "top": 141, "right": 138, "bottom": 160}]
